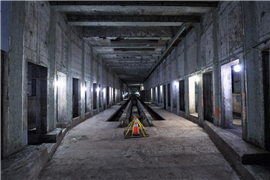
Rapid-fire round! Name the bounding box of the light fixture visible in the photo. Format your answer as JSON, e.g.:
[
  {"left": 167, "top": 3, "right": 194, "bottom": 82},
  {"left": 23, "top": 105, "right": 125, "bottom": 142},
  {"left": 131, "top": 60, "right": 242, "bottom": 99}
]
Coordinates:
[{"left": 234, "top": 64, "right": 241, "bottom": 72}]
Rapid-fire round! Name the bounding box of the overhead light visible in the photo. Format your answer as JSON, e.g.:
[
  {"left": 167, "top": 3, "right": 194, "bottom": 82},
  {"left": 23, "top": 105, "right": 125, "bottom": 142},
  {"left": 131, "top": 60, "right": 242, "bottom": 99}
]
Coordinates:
[{"left": 234, "top": 64, "right": 241, "bottom": 72}]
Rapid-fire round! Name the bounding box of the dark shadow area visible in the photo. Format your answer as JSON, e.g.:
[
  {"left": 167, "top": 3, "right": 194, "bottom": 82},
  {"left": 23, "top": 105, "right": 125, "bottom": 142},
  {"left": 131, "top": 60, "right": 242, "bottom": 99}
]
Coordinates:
[
  {"left": 203, "top": 72, "right": 213, "bottom": 122},
  {"left": 72, "top": 78, "right": 80, "bottom": 118},
  {"left": 93, "top": 83, "right": 97, "bottom": 110},
  {"left": 163, "top": 85, "right": 166, "bottom": 109},
  {"left": 27, "top": 62, "right": 47, "bottom": 145},
  {"left": 179, "top": 80, "right": 185, "bottom": 112},
  {"left": 106, "top": 99, "right": 130, "bottom": 122}
]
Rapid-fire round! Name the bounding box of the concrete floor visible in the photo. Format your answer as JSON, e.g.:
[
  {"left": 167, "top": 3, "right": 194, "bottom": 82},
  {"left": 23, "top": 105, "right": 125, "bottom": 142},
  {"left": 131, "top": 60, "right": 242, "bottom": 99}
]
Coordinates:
[{"left": 38, "top": 104, "right": 241, "bottom": 180}]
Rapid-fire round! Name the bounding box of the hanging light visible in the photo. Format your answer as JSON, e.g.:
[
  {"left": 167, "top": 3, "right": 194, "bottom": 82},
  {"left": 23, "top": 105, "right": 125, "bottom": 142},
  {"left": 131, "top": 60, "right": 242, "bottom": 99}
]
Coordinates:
[{"left": 234, "top": 64, "right": 241, "bottom": 72}]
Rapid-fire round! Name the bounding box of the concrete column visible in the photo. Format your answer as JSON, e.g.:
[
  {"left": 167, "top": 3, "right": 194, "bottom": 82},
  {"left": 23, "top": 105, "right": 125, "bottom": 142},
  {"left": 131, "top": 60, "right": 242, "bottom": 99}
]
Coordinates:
[
  {"left": 90, "top": 48, "right": 94, "bottom": 116},
  {"left": 184, "top": 37, "right": 190, "bottom": 117},
  {"left": 66, "top": 26, "right": 73, "bottom": 123},
  {"left": 5, "top": 1, "right": 27, "bottom": 157},
  {"left": 48, "top": 7, "right": 57, "bottom": 130},
  {"left": 212, "top": 8, "right": 221, "bottom": 126},
  {"left": 196, "top": 25, "right": 203, "bottom": 125},
  {"left": 242, "top": 1, "right": 265, "bottom": 148}
]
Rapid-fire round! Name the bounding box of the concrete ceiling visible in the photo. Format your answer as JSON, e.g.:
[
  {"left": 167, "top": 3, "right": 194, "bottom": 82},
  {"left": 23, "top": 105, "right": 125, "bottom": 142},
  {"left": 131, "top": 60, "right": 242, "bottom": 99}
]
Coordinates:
[{"left": 50, "top": 1, "right": 217, "bottom": 88}]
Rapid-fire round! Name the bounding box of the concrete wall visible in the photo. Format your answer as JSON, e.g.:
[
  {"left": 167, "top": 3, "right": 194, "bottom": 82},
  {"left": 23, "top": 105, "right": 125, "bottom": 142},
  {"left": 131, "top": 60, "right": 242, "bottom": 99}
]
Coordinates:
[
  {"left": 144, "top": 1, "right": 270, "bottom": 150},
  {"left": 2, "top": 1, "right": 125, "bottom": 158}
]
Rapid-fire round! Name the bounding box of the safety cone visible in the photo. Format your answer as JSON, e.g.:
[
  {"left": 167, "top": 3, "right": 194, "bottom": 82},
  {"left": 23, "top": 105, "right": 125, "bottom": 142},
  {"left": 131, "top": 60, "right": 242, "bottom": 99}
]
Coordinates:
[{"left": 133, "top": 119, "right": 140, "bottom": 135}]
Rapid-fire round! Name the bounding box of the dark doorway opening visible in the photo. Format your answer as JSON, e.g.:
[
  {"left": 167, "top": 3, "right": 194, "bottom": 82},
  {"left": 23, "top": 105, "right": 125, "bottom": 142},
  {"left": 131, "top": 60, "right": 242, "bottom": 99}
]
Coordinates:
[
  {"left": 179, "top": 80, "right": 185, "bottom": 112},
  {"left": 107, "top": 86, "right": 109, "bottom": 105},
  {"left": 203, "top": 72, "right": 213, "bottom": 122},
  {"left": 263, "top": 50, "right": 270, "bottom": 150},
  {"left": 163, "top": 85, "right": 166, "bottom": 109},
  {"left": 113, "top": 88, "right": 115, "bottom": 103},
  {"left": 27, "top": 62, "right": 47, "bottom": 144},
  {"left": 72, "top": 78, "right": 80, "bottom": 118},
  {"left": 93, "top": 83, "right": 97, "bottom": 110}
]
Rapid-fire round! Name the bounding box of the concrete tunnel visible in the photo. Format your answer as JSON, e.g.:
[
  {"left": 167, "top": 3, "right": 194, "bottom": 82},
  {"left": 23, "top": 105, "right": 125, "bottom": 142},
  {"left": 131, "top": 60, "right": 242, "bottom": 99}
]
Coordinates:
[{"left": 1, "top": 1, "right": 270, "bottom": 179}]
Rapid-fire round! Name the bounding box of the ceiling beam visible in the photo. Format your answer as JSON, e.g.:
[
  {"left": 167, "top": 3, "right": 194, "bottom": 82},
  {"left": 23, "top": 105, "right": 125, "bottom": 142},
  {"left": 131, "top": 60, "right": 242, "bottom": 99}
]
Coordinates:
[
  {"left": 51, "top": 4, "right": 217, "bottom": 16},
  {"left": 68, "top": 15, "right": 199, "bottom": 26},
  {"left": 82, "top": 26, "right": 180, "bottom": 38},
  {"left": 84, "top": 37, "right": 171, "bottom": 40},
  {"left": 92, "top": 45, "right": 165, "bottom": 49},
  {"left": 50, "top": 1, "right": 218, "bottom": 7},
  {"left": 98, "top": 51, "right": 162, "bottom": 55}
]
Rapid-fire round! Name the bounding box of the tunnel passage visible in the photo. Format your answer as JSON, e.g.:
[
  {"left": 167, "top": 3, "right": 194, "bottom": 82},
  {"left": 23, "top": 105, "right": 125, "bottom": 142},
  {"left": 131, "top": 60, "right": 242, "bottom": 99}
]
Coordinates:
[{"left": 27, "top": 62, "right": 47, "bottom": 145}]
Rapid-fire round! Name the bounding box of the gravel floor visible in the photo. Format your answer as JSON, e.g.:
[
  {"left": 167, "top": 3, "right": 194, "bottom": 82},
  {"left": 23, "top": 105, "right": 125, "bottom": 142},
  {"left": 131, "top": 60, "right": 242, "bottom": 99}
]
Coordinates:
[{"left": 38, "top": 104, "right": 241, "bottom": 180}]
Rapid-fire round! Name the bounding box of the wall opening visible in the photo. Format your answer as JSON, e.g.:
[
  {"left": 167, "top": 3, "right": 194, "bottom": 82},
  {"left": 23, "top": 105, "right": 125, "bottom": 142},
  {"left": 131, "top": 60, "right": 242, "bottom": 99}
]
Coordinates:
[
  {"left": 203, "top": 72, "right": 213, "bottom": 122},
  {"left": 189, "top": 76, "right": 199, "bottom": 117},
  {"left": 93, "top": 83, "right": 97, "bottom": 110},
  {"left": 168, "top": 83, "right": 171, "bottom": 108},
  {"left": 27, "top": 62, "right": 47, "bottom": 144},
  {"left": 263, "top": 50, "right": 270, "bottom": 150},
  {"left": 221, "top": 59, "right": 241, "bottom": 128},
  {"left": 179, "top": 80, "right": 185, "bottom": 112},
  {"left": 107, "top": 86, "right": 109, "bottom": 105},
  {"left": 113, "top": 88, "right": 115, "bottom": 103},
  {"left": 72, "top": 78, "right": 80, "bottom": 118},
  {"left": 56, "top": 72, "right": 67, "bottom": 123},
  {"left": 163, "top": 85, "right": 166, "bottom": 109},
  {"left": 231, "top": 65, "right": 242, "bottom": 126}
]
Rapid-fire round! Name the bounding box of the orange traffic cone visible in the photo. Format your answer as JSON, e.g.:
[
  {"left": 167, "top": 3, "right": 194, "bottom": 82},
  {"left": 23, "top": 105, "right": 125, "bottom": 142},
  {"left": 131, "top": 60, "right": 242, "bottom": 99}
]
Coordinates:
[{"left": 133, "top": 119, "right": 140, "bottom": 135}]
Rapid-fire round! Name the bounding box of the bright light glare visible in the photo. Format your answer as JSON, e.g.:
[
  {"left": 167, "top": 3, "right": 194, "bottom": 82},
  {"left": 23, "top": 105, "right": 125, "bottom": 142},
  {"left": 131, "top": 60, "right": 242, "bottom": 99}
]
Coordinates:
[
  {"left": 234, "top": 64, "right": 241, "bottom": 72},
  {"left": 82, "top": 87, "right": 86, "bottom": 92},
  {"left": 96, "top": 87, "right": 100, "bottom": 92},
  {"left": 55, "top": 80, "right": 63, "bottom": 87},
  {"left": 174, "top": 81, "right": 179, "bottom": 86},
  {"left": 194, "top": 75, "right": 199, "bottom": 82}
]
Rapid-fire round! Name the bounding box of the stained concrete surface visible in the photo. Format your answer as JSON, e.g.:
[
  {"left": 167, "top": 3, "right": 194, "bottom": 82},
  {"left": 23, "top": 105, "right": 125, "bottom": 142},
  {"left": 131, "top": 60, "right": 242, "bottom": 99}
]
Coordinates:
[{"left": 38, "top": 104, "right": 240, "bottom": 180}]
